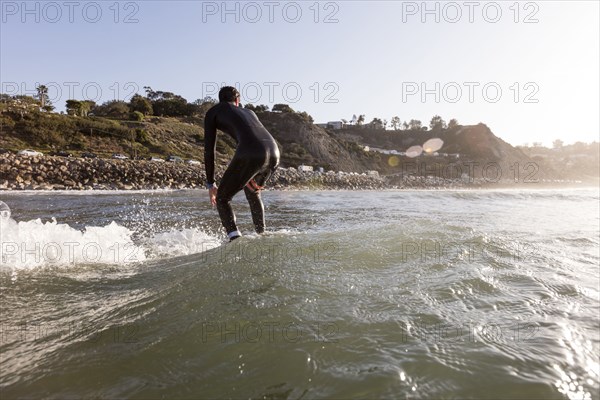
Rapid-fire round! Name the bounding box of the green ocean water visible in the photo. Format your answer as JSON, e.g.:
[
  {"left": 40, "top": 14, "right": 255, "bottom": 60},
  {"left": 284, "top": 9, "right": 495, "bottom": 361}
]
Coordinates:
[{"left": 0, "top": 189, "right": 598, "bottom": 399}]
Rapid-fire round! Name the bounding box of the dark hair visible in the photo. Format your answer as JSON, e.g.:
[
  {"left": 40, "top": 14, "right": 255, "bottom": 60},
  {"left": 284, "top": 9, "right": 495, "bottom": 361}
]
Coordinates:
[{"left": 218, "top": 86, "right": 240, "bottom": 103}]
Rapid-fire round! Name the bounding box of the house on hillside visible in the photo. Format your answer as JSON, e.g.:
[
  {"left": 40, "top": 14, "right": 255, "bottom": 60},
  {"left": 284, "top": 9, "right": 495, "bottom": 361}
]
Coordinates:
[
  {"left": 314, "top": 121, "right": 346, "bottom": 130},
  {"left": 327, "top": 121, "right": 344, "bottom": 130}
]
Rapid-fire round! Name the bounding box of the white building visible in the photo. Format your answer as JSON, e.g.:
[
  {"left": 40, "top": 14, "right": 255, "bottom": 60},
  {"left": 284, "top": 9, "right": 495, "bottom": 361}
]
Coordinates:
[
  {"left": 367, "top": 147, "right": 399, "bottom": 155},
  {"left": 298, "top": 165, "right": 313, "bottom": 172},
  {"left": 314, "top": 121, "right": 346, "bottom": 130},
  {"left": 327, "top": 121, "right": 344, "bottom": 130}
]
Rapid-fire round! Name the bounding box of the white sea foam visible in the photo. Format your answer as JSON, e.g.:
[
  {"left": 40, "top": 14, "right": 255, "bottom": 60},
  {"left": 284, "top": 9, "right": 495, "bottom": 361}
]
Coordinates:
[
  {"left": 142, "top": 228, "right": 223, "bottom": 259},
  {"left": 0, "top": 216, "right": 222, "bottom": 270}
]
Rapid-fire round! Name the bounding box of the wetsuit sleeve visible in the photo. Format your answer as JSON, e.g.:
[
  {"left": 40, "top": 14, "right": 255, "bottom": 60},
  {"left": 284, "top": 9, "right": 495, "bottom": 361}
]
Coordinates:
[{"left": 204, "top": 111, "right": 217, "bottom": 185}]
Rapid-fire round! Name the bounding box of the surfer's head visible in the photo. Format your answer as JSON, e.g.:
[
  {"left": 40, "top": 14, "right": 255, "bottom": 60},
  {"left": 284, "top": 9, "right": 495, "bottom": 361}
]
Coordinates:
[{"left": 219, "top": 86, "right": 240, "bottom": 106}]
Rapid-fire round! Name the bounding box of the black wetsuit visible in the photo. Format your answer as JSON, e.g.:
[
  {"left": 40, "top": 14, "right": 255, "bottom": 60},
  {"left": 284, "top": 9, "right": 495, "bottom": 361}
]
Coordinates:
[{"left": 204, "top": 102, "right": 280, "bottom": 238}]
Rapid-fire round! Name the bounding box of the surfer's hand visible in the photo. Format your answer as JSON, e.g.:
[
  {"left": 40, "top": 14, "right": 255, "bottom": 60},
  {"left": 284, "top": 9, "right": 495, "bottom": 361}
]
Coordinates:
[{"left": 208, "top": 186, "right": 218, "bottom": 207}]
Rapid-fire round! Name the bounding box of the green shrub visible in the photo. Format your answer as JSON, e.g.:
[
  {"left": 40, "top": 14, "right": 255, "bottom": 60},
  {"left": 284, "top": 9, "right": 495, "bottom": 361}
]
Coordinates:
[
  {"left": 135, "top": 128, "right": 150, "bottom": 143},
  {"left": 131, "top": 111, "right": 144, "bottom": 121}
]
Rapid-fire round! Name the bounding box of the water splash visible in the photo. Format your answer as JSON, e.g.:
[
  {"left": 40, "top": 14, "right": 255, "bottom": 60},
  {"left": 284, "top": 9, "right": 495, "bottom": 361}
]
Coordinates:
[
  {"left": 142, "top": 227, "right": 223, "bottom": 258},
  {"left": 0, "top": 215, "right": 222, "bottom": 270}
]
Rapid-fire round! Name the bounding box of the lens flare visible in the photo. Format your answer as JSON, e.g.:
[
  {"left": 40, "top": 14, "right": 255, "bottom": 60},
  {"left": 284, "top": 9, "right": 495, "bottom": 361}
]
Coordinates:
[
  {"left": 406, "top": 146, "right": 423, "bottom": 158},
  {"left": 423, "top": 138, "right": 444, "bottom": 153}
]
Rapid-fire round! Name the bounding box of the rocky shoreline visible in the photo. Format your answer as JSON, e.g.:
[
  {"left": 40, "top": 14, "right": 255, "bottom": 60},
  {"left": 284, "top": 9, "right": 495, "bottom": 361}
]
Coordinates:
[
  {"left": 1, "top": 154, "right": 207, "bottom": 191},
  {"left": 0, "top": 153, "right": 572, "bottom": 191}
]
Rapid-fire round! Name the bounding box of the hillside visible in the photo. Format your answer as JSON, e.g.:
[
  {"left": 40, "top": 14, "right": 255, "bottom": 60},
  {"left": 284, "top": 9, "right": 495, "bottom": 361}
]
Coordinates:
[
  {"left": 333, "top": 123, "right": 557, "bottom": 179},
  {"left": 332, "top": 124, "right": 599, "bottom": 182},
  {"left": 258, "top": 112, "right": 382, "bottom": 171},
  {"left": 334, "top": 123, "right": 530, "bottom": 162},
  {"left": 0, "top": 107, "right": 380, "bottom": 172},
  {"left": 2, "top": 104, "right": 595, "bottom": 184},
  {"left": 0, "top": 110, "right": 235, "bottom": 167}
]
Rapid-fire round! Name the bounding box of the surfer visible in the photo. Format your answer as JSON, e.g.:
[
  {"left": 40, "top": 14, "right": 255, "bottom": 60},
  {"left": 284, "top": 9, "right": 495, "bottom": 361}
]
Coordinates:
[{"left": 204, "top": 86, "right": 280, "bottom": 241}]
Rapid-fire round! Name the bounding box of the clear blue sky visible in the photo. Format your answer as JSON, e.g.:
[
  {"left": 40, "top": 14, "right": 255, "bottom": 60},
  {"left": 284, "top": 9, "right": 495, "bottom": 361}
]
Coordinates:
[{"left": 1, "top": 0, "right": 598, "bottom": 146}]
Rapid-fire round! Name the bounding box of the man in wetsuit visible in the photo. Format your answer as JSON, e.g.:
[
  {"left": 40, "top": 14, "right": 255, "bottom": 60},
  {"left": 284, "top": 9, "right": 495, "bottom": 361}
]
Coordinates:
[{"left": 204, "top": 86, "right": 280, "bottom": 241}]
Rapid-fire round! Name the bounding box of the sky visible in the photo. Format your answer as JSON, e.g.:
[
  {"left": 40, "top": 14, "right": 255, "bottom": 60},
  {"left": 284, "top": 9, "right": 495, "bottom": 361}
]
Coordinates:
[{"left": 1, "top": 0, "right": 598, "bottom": 147}]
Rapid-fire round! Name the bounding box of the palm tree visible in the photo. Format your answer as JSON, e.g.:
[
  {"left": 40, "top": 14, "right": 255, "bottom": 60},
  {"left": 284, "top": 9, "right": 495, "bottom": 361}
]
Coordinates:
[{"left": 36, "top": 85, "right": 48, "bottom": 109}]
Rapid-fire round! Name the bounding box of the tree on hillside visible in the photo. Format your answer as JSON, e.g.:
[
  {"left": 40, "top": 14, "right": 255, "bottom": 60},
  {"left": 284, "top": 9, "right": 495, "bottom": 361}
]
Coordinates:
[
  {"left": 448, "top": 118, "right": 459, "bottom": 128},
  {"left": 195, "top": 96, "right": 216, "bottom": 105},
  {"left": 66, "top": 99, "right": 95, "bottom": 117},
  {"left": 65, "top": 100, "right": 82, "bottom": 116},
  {"left": 357, "top": 115, "right": 365, "bottom": 126},
  {"left": 153, "top": 93, "right": 190, "bottom": 117},
  {"left": 81, "top": 100, "right": 95, "bottom": 116},
  {"left": 143, "top": 86, "right": 159, "bottom": 101},
  {"left": 192, "top": 97, "right": 217, "bottom": 116},
  {"left": 143, "top": 86, "right": 191, "bottom": 117},
  {"left": 245, "top": 103, "right": 272, "bottom": 114},
  {"left": 130, "top": 94, "right": 153, "bottom": 115},
  {"left": 36, "top": 85, "right": 49, "bottom": 109},
  {"left": 93, "top": 100, "right": 130, "bottom": 119},
  {"left": 402, "top": 121, "right": 410, "bottom": 130},
  {"left": 429, "top": 115, "right": 447, "bottom": 131},
  {"left": 36, "top": 85, "right": 54, "bottom": 112},
  {"left": 370, "top": 118, "right": 384, "bottom": 130},
  {"left": 298, "top": 111, "right": 314, "bottom": 123},
  {"left": 192, "top": 96, "right": 216, "bottom": 106},
  {"left": 408, "top": 119, "right": 422, "bottom": 130},
  {"left": 390, "top": 116, "right": 401, "bottom": 130},
  {"left": 273, "top": 104, "right": 294, "bottom": 113},
  {"left": 553, "top": 139, "right": 564, "bottom": 149}
]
